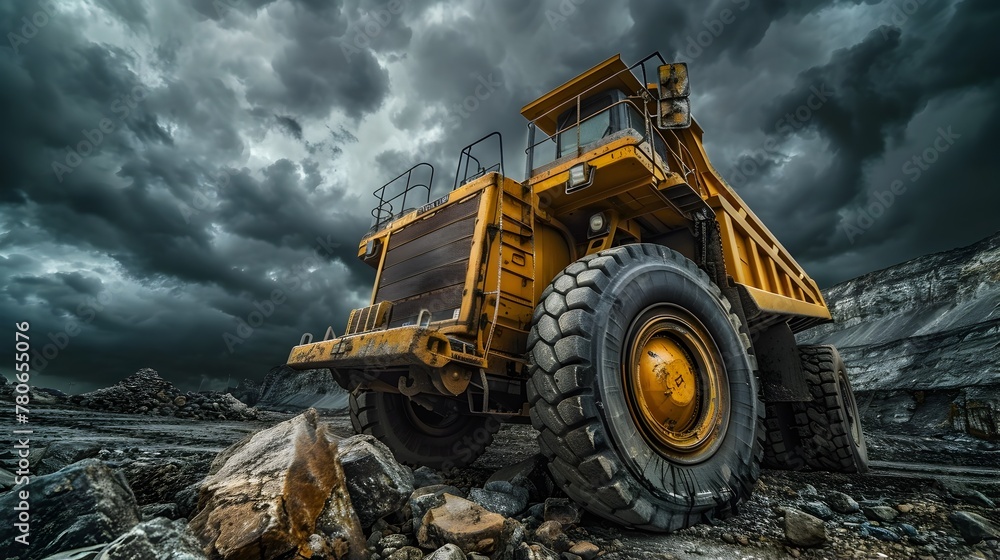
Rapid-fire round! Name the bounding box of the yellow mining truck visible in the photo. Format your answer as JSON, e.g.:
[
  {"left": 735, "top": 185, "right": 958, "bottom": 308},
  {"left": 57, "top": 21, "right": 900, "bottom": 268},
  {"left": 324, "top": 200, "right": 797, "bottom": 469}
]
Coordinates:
[{"left": 287, "top": 53, "right": 867, "bottom": 531}]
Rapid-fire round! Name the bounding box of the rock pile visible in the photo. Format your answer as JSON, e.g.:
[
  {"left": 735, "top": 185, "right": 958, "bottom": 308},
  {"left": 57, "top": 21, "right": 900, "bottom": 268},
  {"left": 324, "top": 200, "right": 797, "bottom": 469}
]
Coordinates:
[
  {"left": 66, "top": 368, "right": 257, "bottom": 421},
  {"left": 0, "top": 409, "right": 622, "bottom": 560}
]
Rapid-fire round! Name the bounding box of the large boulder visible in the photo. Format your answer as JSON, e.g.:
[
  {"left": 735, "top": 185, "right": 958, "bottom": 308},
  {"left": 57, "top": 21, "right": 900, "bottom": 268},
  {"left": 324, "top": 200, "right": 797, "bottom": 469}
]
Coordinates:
[
  {"left": 336, "top": 435, "right": 414, "bottom": 528},
  {"left": 0, "top": 458, "right": 141, "bottom": 560},
  {"left": 188, "top": 409, "right": 366, "bottom": 559}
]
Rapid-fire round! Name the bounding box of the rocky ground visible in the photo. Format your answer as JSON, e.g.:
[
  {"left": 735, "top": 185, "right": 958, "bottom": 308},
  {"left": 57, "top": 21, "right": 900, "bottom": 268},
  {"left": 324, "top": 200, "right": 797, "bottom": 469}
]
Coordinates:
[{"left": 1, "top": 397, "right": 998, "bottom": 560}]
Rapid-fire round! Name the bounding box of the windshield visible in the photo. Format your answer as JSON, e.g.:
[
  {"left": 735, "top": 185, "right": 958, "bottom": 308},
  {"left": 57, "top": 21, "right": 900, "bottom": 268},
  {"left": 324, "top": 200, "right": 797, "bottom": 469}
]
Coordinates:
[
  {"left": 526, "top": 91, "right": 662, "bottom": 174},
  {"left": 557, "top": 108, "right": 611, "bottom": 158}
]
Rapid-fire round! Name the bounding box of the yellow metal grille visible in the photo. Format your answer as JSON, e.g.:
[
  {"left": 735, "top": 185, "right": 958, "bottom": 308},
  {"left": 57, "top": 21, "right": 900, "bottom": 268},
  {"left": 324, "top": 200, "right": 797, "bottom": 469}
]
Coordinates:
[{"left": 345, "top": 301, "right": 392, "bottom": 335}]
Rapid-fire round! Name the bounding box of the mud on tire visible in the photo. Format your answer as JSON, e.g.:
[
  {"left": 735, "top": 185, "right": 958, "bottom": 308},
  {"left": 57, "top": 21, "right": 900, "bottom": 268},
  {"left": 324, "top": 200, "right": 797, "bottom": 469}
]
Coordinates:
[
  {"left": 793, "top": 345, "right": 869, "bottom": 473},
  {"left": 526, "top": 244, "right": 764, "bottom": 532},
  {"left": 350, "top": 390, "right": 500, "bottom": 469}
]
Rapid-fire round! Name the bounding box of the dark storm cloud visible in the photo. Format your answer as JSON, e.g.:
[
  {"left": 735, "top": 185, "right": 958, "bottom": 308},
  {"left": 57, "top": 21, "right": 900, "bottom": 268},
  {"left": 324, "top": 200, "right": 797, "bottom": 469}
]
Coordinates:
[
  {"left": 728, "top": 0, "right": 1000, "bottom": 285},
  {"left": 0, "top": 0, "right": 380, "bottom": 391},
  {"left": 243, "top": 0, "right": 416, "bottom": 119},
  {"left": 275, "top": 114, "right": 304, "bottom": 139},
  {"left": 1, "top": 0, "right": 996, "bottom": 393}
]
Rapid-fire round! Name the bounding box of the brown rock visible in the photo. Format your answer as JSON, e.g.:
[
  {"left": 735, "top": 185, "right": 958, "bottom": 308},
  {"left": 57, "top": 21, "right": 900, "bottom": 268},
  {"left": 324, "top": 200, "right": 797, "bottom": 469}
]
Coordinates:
[
  {"left": 188, "top": 409, "right": 366, "bottom": 559},
  {"left": 568, "top": 540, "right": 600, "bottom": 560},
  {"left": 418, "top": 493, "right": 507, "bottom": 554},
  {"left": 533, "top": 520, "right": 571, "bottom": 553},
  {"left": 897, "top": 503, "right": 914, "bottom": 513}
]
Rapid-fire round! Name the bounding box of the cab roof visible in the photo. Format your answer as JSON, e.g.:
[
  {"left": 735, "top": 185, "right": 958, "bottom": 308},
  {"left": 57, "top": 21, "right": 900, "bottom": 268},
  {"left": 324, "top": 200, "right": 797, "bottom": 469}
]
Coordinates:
[{"left": 520, "top": 54, "right": 645, "bottom": 136}]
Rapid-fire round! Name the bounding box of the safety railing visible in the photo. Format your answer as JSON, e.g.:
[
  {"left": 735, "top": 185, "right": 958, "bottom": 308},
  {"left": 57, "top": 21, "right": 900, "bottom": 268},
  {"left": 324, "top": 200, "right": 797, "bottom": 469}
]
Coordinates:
[
  {"left": 522, "top": 51, "right": 704, "bottom": 192},
  {"left": 526, "top": 98, "right": 696, "bottom": 185},
  {"left": 454, "top": 132, "right": 505, "bottom": 190},
  {"left": 370, "top": 162, "right": 434, "bottom": 229}
]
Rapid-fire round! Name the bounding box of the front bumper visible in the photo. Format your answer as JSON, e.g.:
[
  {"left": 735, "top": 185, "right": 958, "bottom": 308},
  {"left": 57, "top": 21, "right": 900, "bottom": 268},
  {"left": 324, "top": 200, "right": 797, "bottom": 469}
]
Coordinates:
[{"left": 286, "top": 326, "right": 454, "bottom": 371}]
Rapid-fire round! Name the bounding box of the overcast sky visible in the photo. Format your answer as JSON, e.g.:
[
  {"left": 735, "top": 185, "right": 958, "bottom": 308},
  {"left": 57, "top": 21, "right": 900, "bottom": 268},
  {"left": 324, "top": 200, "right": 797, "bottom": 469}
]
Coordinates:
[{"left": 1, "top": 0, "right": 997, "bottom": 393}]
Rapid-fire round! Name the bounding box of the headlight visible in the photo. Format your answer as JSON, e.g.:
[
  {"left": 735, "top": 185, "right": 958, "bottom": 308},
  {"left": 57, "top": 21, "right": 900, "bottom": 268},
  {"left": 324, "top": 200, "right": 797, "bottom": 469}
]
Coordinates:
[{"left": 589, "top": 212, "right": 606, "bottom": 233}]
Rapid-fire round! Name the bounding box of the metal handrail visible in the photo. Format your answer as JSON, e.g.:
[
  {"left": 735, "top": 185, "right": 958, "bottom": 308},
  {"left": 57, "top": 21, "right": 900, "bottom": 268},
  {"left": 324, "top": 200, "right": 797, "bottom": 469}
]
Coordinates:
[
  {"left": 453, "top": 132, "right": 505, "bottom": 190},
  {"left": 371, "top": 162, "right": 434, "bottom": 227},
  {"left": 522, "top": 50, "right": 703, "bottom": 182},
  {"left": 525, "top": 97, "right": 690, "bottom": 178}
]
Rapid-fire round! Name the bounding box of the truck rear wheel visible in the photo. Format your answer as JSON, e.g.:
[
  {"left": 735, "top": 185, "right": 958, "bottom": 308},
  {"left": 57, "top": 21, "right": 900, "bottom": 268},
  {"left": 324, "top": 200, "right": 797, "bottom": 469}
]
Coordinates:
[
  {"left": 794, "top": 345, "right": 869, "bottom": 473},
  {"left": 762, "top": 402, "right": 808, "bottom": 471},
  {"left": 350, "top": 390, "right": 499, "bottom": 470},
  {"left": 526, "top": 244, "right": 764, "bottom": 531}
]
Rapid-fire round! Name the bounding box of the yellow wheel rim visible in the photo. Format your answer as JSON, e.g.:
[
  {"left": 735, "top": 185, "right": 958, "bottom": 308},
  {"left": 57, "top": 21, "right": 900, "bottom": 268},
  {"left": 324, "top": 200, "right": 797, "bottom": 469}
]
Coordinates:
[{"left": 624, "top": 305, "right": 729, "bottom": 463}]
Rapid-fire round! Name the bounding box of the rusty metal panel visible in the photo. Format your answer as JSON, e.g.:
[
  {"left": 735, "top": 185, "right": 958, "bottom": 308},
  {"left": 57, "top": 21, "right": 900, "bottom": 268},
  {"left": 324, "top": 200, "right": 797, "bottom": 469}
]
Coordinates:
[
  {"left": 373, "top": 192, "right": 481, "bottom": 325},
  {"left": 384, "top": 232, "right": 474, "bottom": 273},
  {"left": 378, "top": 260, "right": 468, "bottom": 304},
  {"left": 388, "top": 284, "right": 466, "bottom": 328},
  {"left": 379, "top": 242, "right": 472, "bottom": 282},
  {"left": 390, "top": 193, "right": 480, "bottom": 244}
]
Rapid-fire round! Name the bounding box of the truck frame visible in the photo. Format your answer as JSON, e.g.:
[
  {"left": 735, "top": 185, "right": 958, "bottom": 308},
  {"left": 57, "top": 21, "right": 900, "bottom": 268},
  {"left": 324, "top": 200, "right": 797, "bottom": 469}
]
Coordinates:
[{"left": 287, "top": 53, "right": 867, "bottom": 531}]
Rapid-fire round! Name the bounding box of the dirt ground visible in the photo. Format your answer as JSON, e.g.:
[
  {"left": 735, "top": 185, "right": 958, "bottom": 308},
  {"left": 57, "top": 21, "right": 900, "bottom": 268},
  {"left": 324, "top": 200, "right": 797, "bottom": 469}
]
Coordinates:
[{"left": 4, "top": 404, "right": 999, "bottom": 559}]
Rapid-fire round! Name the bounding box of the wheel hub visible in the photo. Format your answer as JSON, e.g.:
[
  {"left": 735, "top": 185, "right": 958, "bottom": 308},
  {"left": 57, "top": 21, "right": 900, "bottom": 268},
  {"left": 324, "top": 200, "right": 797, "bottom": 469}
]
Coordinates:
[
  {"left": 624, "top": 305, "right": 729, "bottom": 463},
  {"left": 635, "top": 337, "right": 698, "bottom": 430}
]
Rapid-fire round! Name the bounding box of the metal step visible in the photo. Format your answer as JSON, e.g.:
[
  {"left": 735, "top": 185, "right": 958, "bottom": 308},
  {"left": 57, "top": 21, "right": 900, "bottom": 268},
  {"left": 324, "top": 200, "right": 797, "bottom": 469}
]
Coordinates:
[{"left": 659, "top": 181, "right": 710, "bottom": 215}]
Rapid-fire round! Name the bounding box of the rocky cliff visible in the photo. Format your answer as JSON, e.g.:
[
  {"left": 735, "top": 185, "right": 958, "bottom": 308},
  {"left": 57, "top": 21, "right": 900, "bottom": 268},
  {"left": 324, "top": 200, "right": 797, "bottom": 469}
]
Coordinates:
[
  {"left": 255, "top": 366, "right": 350, "bottom": 412},
  {"left": 798, "top": 232, "right": 1000, "bottom": 438}
]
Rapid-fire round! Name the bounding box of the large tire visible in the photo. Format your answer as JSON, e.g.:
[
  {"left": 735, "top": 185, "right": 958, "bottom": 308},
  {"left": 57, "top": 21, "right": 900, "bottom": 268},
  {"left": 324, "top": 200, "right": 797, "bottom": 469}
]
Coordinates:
[
  {"left": 794, "top": 345, "right": 869, "bottom": 473},
  {"left": 350, "top": 390, "right": 499, "bottom": 469},
  {"left": 762, "top": 402, "right": 808, "bottom": 471},
  {"left": 526, "top": 244, "right": 764, "bottom": 532}
]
